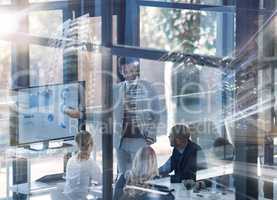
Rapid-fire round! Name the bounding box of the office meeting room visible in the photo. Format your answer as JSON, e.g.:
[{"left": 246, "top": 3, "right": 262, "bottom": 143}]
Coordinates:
[{"left": 1, "top": 0, "right": 277, "bottom": 200}]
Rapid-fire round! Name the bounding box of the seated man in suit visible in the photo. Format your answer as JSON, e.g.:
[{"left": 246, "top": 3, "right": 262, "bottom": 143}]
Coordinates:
[{"left": 159, "top": 124, "right": 207, "bottom": 182}]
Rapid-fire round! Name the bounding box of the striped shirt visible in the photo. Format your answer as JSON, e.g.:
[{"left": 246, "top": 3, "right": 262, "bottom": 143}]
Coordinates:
[{"left": 122, "top": 80, "right": 148, "bottom": 138}]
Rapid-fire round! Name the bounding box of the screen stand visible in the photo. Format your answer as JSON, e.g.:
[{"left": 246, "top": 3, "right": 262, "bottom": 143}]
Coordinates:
[
  {"left": 48, "top": 141, "right": 73, "bottom": 149},
  {"left": 24, "top": 141, "right": 73, "bottom": 151},
  {"left": 48, "top": 140, "right": 63, "bottom": 148},
  {"left": 25, "top": 141, "right": 48, "bottom": 151}
]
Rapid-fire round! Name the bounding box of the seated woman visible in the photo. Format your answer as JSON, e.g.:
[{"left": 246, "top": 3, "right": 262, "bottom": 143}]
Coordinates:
[
  {"left": 63, "top": 131, "right": 102, "bottom": 200},
  {"left": 114, "top": 146, "right": 160, "bottom": 200}
]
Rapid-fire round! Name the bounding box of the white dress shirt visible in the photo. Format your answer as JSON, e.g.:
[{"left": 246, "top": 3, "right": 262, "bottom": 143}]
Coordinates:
[{"left": 63, "top": 155, "right": 102, "bottom": 199}]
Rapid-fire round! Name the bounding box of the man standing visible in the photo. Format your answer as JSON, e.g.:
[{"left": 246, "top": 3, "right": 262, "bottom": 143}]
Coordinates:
[
  {"left": 113, "top": 57, "right": 160, "bottom": 174},
  {"left": 64, "top": 57, "right": 160, "bottom": 174}
]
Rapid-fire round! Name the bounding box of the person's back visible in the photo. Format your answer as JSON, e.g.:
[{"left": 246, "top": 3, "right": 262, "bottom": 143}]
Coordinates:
[
  {"left": 114, "top": 146, "right": 159, "bottom": 200},
  {"left": 64, "top": 155, "right": 101, "bottom": 199},
  {"left": 63, "top": 131, "right": 102, "bottom": 200}
]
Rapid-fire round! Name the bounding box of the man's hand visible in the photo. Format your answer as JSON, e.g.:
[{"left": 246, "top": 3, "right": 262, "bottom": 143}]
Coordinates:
[{"left": 63, "top": 107, "right": 81, "bottom": 119}]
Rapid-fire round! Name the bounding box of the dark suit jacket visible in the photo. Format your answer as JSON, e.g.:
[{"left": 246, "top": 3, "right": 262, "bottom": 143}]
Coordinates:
[{"left": 160, "top": 140, "right": 207, "bottom": 181}]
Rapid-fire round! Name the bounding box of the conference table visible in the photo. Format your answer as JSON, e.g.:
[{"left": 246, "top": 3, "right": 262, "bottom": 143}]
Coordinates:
[{"left": 147, "top": 177, "right": 235, "bottom": 200}]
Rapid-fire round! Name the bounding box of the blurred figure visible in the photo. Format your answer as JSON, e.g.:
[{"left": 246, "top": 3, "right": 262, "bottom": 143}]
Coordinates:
[
  {"left": 63, "top": 131, "right": 102, "bottom": 200},
  {"left": 125, "top": 146, "right": 159, "bottom": 185},
  {"left": 213, "top": 137, "right": 234, "bottom": 189},
  {"left": 114, "top": 146, "right": 159, "bottom": 200},
  {"left": 159, "top": 124, "right": 207, "bottom": 182},
  {"left": 64, "top": 57, "right": 161, "bottom": 175},
  {"left": 213, "top": 137, "right": 234, "bottom": 161},
  {"left": 114, "top": 57, "right": 160, "bottom": 174},
  {"left": 189, "top": 121, "right": 219, "bottom": 150}
]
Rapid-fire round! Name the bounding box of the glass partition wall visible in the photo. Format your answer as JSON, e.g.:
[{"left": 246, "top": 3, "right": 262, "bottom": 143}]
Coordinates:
[
  {"left": 112, "top": 0, "right": 237, "bottom": 199},
  {"left": 112, "top": 1, "right": 277, "bottom": 200},
  {"left": 0, "top": 0, "right": 276, "bottom": 200},
  {"left": 0, "top": 1, "right": 105, "bottom": 199}
]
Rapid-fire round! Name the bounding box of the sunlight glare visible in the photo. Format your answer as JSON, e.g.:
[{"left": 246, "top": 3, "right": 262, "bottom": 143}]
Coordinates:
[{"left": 0, "top": 13, "right": 18, "bottom": 34}]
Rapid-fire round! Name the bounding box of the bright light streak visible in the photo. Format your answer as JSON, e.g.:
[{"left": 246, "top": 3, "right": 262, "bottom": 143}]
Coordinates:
[{"left": 0, "top": 13, "right": 18, "bottom": 34}]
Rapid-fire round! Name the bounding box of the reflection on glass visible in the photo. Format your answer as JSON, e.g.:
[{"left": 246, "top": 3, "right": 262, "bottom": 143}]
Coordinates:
[
  {"left": 78, "top": 50, "right": 102, "bottom": 108},
  {"left": 0, "top": 12, "right": 18, "bottom": 34},
  {"left": 141, "top": 0, "right": 224, "bottom": 5},
  {"left": 0, "top": 166, "right": 7, "bottom": 198},
  {"left": 78, "top": 50, "right": 103, "bottom": 167},
  {"left": 69, "top": 15, "right": 116, "bottom": 46},
  {"left": 140, "top": 7, "right": 229, "bottom": 55},
  {"left": 171, "top": 63, "right": 223, "bottom": 125},
  {"left": 78, "top": 16, "right": 101, "bottom": 45},
  {"left": 0, "top": 41, "right": 11, "bottom": 199},
  {"left": 29, "top": 10, "right": 63, "bottom": 39},
  {"left": 140, "top": 59, "right": 171, "bottom": 166},
  {"left": 0, "top": 40, "right": 11, "bottom": 145},
  {"left": 0, "top": 0, "right": 12, "bottom": 5},
  {"left": 0, "top": 0, "right": 11, "bottom": 5},
  {"left": 29, "top": 0, "right": 67, "bottom": 2},
  {"left": 0, "top": 41, "right": 11, "bottom": 89},
  {"left": 135, "top": 58, "right": 231, "bottom": 173},
  {"left": 30, "top": 44, "right": 63, "bottom": 86},
  {"left": 123, "top": 57, "right": 236, "bottom": 196}
]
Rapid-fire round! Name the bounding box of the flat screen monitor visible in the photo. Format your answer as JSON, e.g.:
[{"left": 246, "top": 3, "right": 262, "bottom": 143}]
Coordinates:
[{"left": 13, "top": 81, "right": 85, "bottom": 146}]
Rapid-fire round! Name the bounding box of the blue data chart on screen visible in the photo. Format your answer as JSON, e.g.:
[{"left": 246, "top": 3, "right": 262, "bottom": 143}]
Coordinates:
[{"left": 17, "top": 83, "right": 80, "bottom": 144}]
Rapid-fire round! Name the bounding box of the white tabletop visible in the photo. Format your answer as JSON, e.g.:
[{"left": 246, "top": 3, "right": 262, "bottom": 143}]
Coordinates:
[
  {"left": 10, "top": 180, "right": 102, "bottom": 198},
  {"left": 5, "top": 142, "right": 76, "bottom": 159},
  {"left": 197, "top": 163, "right": 233, "bottom": 180},
  {"left": 147, "top": 177, "right": 235, "bottom": 200}
]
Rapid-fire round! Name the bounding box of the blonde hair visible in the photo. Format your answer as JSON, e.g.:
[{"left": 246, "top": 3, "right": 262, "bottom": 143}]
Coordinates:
[
  {"left": 75, "top": 131, "right": 93, "bottom": 161},
  {"left": 127, "top": 146, "right": 159, "bottom": 185}
]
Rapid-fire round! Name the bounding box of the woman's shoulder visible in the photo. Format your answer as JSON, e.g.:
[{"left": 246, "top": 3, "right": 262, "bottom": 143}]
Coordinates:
[
  {"left": 85, "top": 158, "right": 101, "bottom": 169},
  {"left": 67, "top": 155, "right": 77, "bottom": 165},
  {"left": 68, "top": 156, "right": 97, "bottom": 167}
]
